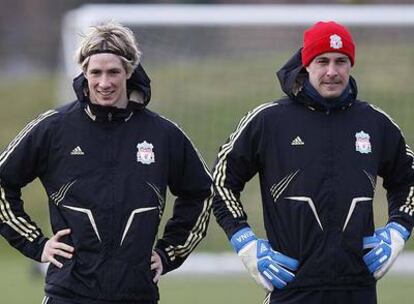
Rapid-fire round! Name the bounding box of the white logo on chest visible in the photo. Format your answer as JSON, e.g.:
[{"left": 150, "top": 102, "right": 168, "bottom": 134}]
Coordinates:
[
  {"left": 355, "top": 131, "right": 372, "bottom": 154},
  {"left": 137, "top": 141, "right": 155, "bottom": 164},
  {"left": 291, "top": 136, "right": 304, "bottom": 146},
  {"left": 70, "top": 146, "right": 84, "bottom": 155}
]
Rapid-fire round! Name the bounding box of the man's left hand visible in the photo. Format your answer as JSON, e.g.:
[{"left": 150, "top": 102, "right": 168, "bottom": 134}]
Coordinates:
[{"left": 363, "top": 222, "right": 410, "bottom": 279}]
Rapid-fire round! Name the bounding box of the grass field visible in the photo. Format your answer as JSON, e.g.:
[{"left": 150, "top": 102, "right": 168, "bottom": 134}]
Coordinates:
[{"left": 0, "top": 253, "right": 412, "bottom": 303}]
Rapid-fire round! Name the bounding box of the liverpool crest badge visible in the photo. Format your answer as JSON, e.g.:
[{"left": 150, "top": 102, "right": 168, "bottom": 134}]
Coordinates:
[
  {"left": 355, "top": 131, "right": 372, "bottom": 154},
  {"left": 137, "top": 141, "right": 155, "bottom": 164},
  {"left": 329, "top": 34, "right": 343, "bottom": 49}
]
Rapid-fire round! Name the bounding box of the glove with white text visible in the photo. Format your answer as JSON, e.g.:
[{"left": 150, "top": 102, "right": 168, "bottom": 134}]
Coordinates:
[
  {"left": 363, "top": 222, "right": 410, "bottom": 279},
  {"left": 230, "top": 227, "right": 299, "bottom": 292}
]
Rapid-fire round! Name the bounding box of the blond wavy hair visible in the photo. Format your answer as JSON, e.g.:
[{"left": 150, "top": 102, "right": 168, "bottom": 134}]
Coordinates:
[{"left": 75, "top": 21, "right": 141, "bottom": 76}]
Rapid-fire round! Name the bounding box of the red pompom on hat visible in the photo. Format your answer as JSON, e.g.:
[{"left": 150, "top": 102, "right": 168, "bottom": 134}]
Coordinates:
[{"left": 301, "top": 21, "right": 355, "bottom": 67}]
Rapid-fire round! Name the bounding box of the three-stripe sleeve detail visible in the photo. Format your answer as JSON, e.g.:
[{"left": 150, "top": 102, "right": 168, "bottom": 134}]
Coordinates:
[
  {"left": 213, "top": 102, "right": 278, "bottom": 218},
  {"left": 369, "top": 105, "right": 400, "bottom": 131},
  {"left": 159, "top": 115, "right": 212, "bottom": 179},
  {"left": 164, "top": 185, "right": 214, "bottom": 260},
  {"left": 0, "top": 110, "right": 57, "bottom": 242},
  {"left": 0, "top": 110, "right": 57, "bottom": 168},
  {"left": 0, "top": 185, "right": 40, "bottom": 241},
  {"left": 369, "top": 105, "right": 414, "bottom": 215},
  {"left": 369, "top": 105, "right": 414, "bottom": 168},
  {"left": 400, "top": 186, "right": 414, "bottom": 216},
  {"left": 158, "top": 116, "right": 214, "bottom": 260}
]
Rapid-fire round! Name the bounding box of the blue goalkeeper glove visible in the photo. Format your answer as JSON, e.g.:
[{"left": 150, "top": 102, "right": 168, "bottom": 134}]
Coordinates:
[
  {"left": 230, "top": 227, "right": 299, "bottom": 291},
  {"left": 363, "top": 222, "right": 410, "bottom": 279}
]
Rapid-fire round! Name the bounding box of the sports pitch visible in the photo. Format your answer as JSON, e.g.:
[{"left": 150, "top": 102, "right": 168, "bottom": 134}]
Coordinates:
[{"left": 0, "top": 254, "right": 411, "bottom": 303}]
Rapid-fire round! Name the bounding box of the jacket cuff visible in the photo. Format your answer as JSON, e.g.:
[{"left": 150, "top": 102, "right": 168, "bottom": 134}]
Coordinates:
[
  {"left": 154, "top": 240, "right": 175, "bottom": 275},
  {"left": 387, "top": 218, "right": 412, "bottom": 239},
  {"left": 226, "top": 223, "right": 251, "bottom": 240},
  {"left": 24, "top": 236, "right": 48, "bottom": 262}
]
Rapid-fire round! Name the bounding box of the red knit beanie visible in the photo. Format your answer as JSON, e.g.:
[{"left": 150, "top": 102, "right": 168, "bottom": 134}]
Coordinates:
[{"left": 301, "top": 21, "right": 355, "bottom": 67}]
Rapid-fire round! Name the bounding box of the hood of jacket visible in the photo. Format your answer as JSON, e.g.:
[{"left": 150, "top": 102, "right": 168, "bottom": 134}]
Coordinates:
[
  {"left": 72, "top": 63, "right": 152, "bottom": 107},
  {"left": 276, "top": 48, "right": 358, "bottom": 111}
]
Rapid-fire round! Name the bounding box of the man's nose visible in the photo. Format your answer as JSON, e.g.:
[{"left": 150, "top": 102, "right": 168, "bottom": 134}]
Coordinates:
[
  {"left": 326, "top": 63, "right": 338, "bottom": 77},
  {"left": 99, "top": 75, "right": 111, "bottom": 88}
]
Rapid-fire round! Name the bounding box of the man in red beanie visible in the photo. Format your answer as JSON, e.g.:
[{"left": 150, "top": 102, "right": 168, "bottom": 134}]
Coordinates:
[
  {"left": 302, "top": 21, "right": 355, "bottom": 100},
  {"left": 212, "top": 20, "right": 414, "bottom": 304}
]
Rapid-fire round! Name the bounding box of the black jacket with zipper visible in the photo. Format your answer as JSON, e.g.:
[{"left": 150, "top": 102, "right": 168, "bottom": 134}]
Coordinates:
[
  {"left": 212, "top": 49, "right": 414, "bottom": 292},
  {"left": 0, "top": 64, "right": 213, "bottom": 303}
]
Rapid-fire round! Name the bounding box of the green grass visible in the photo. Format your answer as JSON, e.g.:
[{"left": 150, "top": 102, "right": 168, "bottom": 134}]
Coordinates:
[
  {"left": 0, "top": 253, "right": 45, "bottom": 303},
  {"left": 0, "top": 255, "right": 411, "bottom": 303}
]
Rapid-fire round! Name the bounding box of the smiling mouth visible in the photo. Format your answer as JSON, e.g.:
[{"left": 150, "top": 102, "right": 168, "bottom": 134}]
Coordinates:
[{"left": 98, "top": 91, "right": 114, "bottom": 97}]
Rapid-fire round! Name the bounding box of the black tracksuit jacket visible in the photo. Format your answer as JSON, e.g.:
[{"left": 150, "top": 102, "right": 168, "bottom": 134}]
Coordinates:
[
  {"left": 0, "top": 65, "right": 213, "bottom": 303},
  {"left": 212, "top": 50, "right": 414, "bottom": 293}
]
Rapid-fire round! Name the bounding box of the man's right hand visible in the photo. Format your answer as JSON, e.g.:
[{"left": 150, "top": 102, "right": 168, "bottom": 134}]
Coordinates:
[
  {"left": 230, "top": 227, "right": 299, "bottom": 292},
  {"left": 41, "top": 228, "right": 74, "bottom": 268}
]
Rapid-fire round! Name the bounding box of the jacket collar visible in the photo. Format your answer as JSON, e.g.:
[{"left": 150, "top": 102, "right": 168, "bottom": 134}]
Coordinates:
[
  {"left": 298, "top": 78, "right": 354, "bottom": 112},
  {"left": 84, "top": 101, "right": 139, "bottom": 122}
]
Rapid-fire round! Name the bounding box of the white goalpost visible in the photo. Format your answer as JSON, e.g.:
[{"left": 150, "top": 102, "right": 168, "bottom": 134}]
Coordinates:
[{"left": 61, "top": 4, "right": 414, "bottom": 79}]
